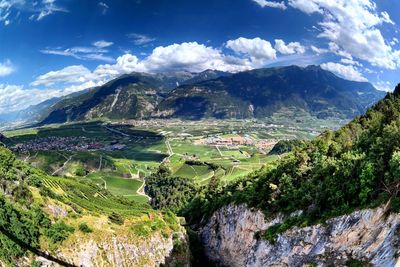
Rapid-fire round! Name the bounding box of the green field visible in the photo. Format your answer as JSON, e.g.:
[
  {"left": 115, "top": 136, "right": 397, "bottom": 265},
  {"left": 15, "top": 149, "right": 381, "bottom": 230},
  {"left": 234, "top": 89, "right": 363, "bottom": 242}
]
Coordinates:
[
  {"left": 4, "top": 118, "right": 333, "bottom": 204},
  {"left": 4, "top": 122, "right": 166, "bottom": 203},
  {"left": 86, "top": 172, "right": 147, "bottom": 203}
]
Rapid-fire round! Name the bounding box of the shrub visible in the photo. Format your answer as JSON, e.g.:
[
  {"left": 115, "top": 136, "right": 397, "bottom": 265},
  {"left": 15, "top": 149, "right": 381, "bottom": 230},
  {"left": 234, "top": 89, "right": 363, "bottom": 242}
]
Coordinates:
[
  {"left": 46, "top": 221, "right": 75, "bottom": 243},
  {"left": 78, "top": 222, "right": 93, "bottom": 233},
  {"left": 108, "top": 212, "right": 124, "bottom": 225}
]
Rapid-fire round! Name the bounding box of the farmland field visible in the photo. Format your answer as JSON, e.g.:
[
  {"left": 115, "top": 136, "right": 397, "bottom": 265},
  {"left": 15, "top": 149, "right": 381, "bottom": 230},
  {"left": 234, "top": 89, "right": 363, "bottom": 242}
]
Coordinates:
[{"left": 3, "top": 117, "right": 335, "bottom": 204}]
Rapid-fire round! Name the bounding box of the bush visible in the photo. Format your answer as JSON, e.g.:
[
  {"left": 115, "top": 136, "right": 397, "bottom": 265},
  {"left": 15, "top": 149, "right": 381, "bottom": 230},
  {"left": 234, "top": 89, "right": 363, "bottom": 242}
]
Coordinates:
[
  {"left": 78, "top": 222, "right": 93, "bottom": 233},
  {"left": 46, "top": 221, "right": 75, "bottom": 243},
  {"left": 108, "top": 212, "right": 124, "bottom": 225}
]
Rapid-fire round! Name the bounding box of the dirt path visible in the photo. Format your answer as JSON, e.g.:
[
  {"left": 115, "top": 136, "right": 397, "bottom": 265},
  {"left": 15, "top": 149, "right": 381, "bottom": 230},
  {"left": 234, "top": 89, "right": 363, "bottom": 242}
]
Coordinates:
[
  {"left": 100, "top": 177, "right": 107, "bottom": 190},
  {"left": 165, "top": 140, "right": 174, "bottom": 156},
  {"left": 102, "top": 125, "right": 130, "bottom": 137},
  {"left": 127, "top": 165, "right": 150, "bottom": 201},
  {"left": 98, "top": 154, "right": 103, "bottom": 171},
  {"left": 215, "top": 145, "right": 223, "bottom": 156},
  {"left": 135, "top": 181, "right": 151, "bottom": 201},
  {"left": 52, "top": 156, "right": 72, "bottom": 176}
]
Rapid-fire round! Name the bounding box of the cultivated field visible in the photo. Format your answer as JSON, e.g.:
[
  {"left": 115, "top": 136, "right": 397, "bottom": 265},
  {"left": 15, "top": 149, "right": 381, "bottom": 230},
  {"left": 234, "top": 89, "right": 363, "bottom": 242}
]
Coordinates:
[{"left": 4, "top": 117, "right": 338, "bottom": 203}]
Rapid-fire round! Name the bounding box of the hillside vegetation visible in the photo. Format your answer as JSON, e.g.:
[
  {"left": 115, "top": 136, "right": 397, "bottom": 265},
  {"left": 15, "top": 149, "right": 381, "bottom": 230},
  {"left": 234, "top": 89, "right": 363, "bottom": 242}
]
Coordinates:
[
  {"left": 0, "top": 145, "right": 183, "bottom": 266},
  {"left": 183, "top": 85, "right": 400, "bottom": 232},
  {"left": 156, "top": 65, "right": 384, "bottom": 120}
]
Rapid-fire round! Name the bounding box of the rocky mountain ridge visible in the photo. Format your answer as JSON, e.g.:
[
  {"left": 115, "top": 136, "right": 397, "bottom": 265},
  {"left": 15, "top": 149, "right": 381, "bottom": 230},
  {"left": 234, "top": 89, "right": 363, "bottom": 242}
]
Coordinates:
[{"left": 15, "top": 65, "right": 385, "bottom": 126}]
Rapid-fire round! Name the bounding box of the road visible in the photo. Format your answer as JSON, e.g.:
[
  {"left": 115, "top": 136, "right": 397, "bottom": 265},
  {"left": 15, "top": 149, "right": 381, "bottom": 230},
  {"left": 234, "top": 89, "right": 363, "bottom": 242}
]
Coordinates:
[
  {"left": 102, "top": 125, "right": 130, "bottom": 137},
  {"left": 52, "top": 156, "right": 72, "bottom": 176}
]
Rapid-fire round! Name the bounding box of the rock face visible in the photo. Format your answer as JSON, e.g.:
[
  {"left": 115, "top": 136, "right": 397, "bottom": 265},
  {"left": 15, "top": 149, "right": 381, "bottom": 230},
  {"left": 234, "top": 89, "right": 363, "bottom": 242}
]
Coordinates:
[
  {"left": 36, "top": 226, "right": 190, "bottom": 267},
  {"left": 200, "top": 204, "right": 400, "bottom": 267}
]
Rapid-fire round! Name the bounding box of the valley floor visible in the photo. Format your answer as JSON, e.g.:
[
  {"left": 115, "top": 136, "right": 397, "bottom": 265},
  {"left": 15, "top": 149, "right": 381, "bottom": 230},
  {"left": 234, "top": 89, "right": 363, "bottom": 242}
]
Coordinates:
[{"left": 3, "top": 117, "right": 343, "bottom": 203}]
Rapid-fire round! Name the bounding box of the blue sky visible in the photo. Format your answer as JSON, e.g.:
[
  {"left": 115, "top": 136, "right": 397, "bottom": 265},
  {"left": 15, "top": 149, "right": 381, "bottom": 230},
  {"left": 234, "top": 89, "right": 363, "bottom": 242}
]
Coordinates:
[{"left": 0, "top": 0, "right": 399, "bottom": 113}]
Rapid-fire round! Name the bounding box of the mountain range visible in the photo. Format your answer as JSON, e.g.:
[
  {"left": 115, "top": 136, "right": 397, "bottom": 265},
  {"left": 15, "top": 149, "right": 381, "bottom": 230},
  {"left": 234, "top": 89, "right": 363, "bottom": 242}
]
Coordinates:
[{"left": 2, "top": 66, "right": 386, "bottom": 126}]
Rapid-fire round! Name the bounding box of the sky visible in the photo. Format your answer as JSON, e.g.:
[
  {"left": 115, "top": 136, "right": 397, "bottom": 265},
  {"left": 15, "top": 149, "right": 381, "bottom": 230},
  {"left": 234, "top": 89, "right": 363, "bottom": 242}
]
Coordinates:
[{"left": 0, "top": 0, "right": 399, "bottom": 114}]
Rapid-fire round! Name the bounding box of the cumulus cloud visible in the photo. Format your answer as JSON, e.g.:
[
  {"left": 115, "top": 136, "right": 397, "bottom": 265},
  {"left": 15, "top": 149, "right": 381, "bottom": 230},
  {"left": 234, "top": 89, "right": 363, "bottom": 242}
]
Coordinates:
[
  {"left": 144, "top": 42, "right": 251, "bottom": 72},
  {"left": 252, "top": 0, "right": 286, "bottom": 10},
  {"left": 0, "top": 59, "right": 15, "bottom": 76},
  {"left": 226, "top": 37, "right": 277, "bottom": 66},
  {"left": 288, "top": 0, "right": 322, "bottom": 14},
  {"left": 22, "top": 38, "right": 302, "bottom": 114},
  {"left": 33, "top": 41, "right": 253, "bottom": 89},
  {"left": 31, "top": 65, "right": 94, "bottom": 87},
  {"left": 287, "top": 0, "right": 398, "bottom": 69},
  {"left": 127, "top": 33, "right": 156, "bottom": 45},
  {"left": 374, "top": 80, "right": 393, "bottom": 92},
  {"left": 274, "top": 39, "right": 306, "bottom": 54},
  {"left": 0, "top": 84, "right": 64, "bottom": 113},
  {"left": 320, "top": 62, "right": 367, "bottom": 82}
]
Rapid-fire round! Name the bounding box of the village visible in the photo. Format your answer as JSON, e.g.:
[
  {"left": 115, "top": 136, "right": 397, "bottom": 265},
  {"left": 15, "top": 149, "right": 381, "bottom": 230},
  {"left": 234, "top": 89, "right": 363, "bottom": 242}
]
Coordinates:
[
  {"left": 11, "top": 136, "right": 126, "bottom": 153},
  {"left": 196, "top": 134, "right": 278, "bottom": 150}
]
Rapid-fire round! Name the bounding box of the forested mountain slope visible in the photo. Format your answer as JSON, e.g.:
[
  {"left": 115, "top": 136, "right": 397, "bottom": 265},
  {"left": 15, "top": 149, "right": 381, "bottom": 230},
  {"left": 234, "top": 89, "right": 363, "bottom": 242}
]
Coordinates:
[{"left": 155, "top": 65, "right": 385, "bottom": 119}]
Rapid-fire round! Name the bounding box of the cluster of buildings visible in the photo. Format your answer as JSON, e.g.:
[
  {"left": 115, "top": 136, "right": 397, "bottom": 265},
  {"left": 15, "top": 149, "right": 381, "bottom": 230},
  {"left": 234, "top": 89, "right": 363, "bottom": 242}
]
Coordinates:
[
  {"left": 12, "top": 137, "right": 102, "bottom": 153},
  {"left": 11, "top": 137, "right": 126, "bottom": 153},
  {"left": 200, "top": 135, "right": 277, "bottom": 149}
]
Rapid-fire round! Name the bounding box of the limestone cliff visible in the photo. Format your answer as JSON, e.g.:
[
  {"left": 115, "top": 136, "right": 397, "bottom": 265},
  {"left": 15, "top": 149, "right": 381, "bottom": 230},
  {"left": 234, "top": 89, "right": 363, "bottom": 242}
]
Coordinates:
[
  {"left": 32, "top": 223, "right": 190, "bottom": 267},
  {"left": 200, "top": 204, "right": 400, "bottom": 266}
]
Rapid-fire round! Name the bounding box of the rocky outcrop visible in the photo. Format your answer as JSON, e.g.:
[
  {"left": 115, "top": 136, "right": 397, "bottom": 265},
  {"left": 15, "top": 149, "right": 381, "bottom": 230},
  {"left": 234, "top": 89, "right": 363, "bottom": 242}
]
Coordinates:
[
  {"left": 36, "top": 225, "right": 190, "bottom": 267},
  {"left": 200, "top": 204, "right": 400, "bottom": 266}
]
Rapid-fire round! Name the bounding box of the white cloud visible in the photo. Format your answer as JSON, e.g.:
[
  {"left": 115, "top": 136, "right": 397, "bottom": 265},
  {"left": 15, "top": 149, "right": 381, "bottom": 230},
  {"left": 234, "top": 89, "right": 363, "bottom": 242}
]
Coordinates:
[
  {"left": 143, "top": 42, "right": 251, "bottom": 72},
  {"left": 41, "top": 42, "right": 115, "bottom": 62},
  {"left": 0, "top": 59, "right": 15, "bottom": 76},
  {"left": 310, "top": 45, "right": 328, "bottom": 55},
  {"left": 31, "top": 65, "right": 94, "bottom": 87},
  {"left": 390, "top": 38, "right": 399, "bottom": 46},
  {"left": 98, "top": 2, "right": 109, "bottom": 15},
  {"left": 34, "top": 42, "right": 253, "bottom": 90},
  {"left": 328, "top": 42, "right": 353, "bottom": 59},
  {"left": 288, "top": 0, "right": 399, "bottom": 69},
  {"left": 274, "top": 39, "right": 306, "bottom": 54},
  {"left": 127, "top": 33, "right": 156, "bottom": 45},
  {"left": 93, "top": 40, "right": 113, "bottom": 48},
  {"left": 0, "top": 84, "right": 63, "bottom": 113},
  {"left": 252, "top": 0, "right": 286, "bottom": 10},
  {"left": 340, "top": 58, "right": 362, "bottom": 67},
  {"left": 0, "top": 0, "right": 67, "bottom": 25},
  {"left": 288, "top": 0, "right": 322, "bottom": 14},
  {"left": 320, "top": 62, "right": 367, "bottom": 82},
  {"left": 226, "top": 37, "right": 277, "bottom": 66},
  {"left": 374, "top": 80, "right": 393, "bottom": 92}
]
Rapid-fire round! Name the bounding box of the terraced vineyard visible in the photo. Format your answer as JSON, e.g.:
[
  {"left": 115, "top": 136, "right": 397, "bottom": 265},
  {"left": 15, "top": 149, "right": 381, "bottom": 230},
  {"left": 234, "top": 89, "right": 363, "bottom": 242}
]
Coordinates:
[
  {"left": 4, "top": 122, "right": 167, "bottom": 203},
  {"left": 42, "top": 177, "right": 150, "bottom": 216}
]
